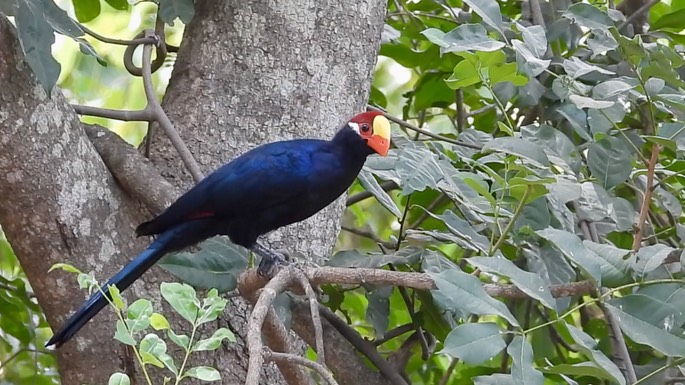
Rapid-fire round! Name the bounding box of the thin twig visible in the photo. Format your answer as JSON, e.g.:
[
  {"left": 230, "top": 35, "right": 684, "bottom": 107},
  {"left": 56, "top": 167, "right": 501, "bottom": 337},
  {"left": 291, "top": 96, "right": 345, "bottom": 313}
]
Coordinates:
[
  {"left": 490, "top": 186, "right": 531, "bottom": 255},
  {"left": 632, "top": 145, "right": 661, "bottom": 251},
  {"left": 341, "top": 225, "right": 396, "bottom": 249},
  {"left": 318, "top": 305, "right": 410, "bottom": 385},
  {"left": 598, "top": 289, "right": 638, "bottom": 384},
  {"left": 141, "top": 30, "right": 204, "bottom": 182},
  {"left": 0, "top": 348, "right": 49, "bottom": 370},
  {"left": 81, "top": 24, "right": 157, "bottom": 46},
  {"left": 291, "top": 269, "right": 326, "bottom": 366},
  {"left": 373, "top": 323, "right": 415, "bottom": 346},
  {"left": 408, "top": 194, "right": 449, "bottom": 229},
  {"left": 266, "top": 351, "right": 339, "bottom": 385},
  {"left": 387, "top": 11, "right": 459, "bottom": 24},
  {"left": 466, "top": 104, "right": 496, "bottom": 118},
  {"left": 618, "top": 0, "right": 661, "bottom": 32},
  {"left": 455, "top": 90, "right": 465, "bottom": 132},
  {"left": 346, "top": 181, "right": 399, "bottom": 206},
  {"left": 529, "top": 0, "right": 546, "bottom": 30},
  {"left": 245, "top": 270, "right": 292, "bottom": 385},
  {"left": 72, "top": 105, "right": 155, "bottom": 121},
  {"left": 367, "top": 105, "right": 483, "bottom": 150},
  {"left": 438, "top": 358, "right": 459, "bottom": 385}
]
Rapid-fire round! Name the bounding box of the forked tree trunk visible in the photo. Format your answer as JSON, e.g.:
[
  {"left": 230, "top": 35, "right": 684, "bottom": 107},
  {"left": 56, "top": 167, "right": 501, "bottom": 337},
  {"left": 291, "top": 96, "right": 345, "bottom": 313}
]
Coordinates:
[{"left": 0, "top": 0, "right": 385, "bottom": 384}]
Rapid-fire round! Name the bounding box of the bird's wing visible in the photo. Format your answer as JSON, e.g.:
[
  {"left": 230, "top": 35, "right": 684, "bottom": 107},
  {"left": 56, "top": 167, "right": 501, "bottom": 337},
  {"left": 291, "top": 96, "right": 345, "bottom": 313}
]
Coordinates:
[{"left": 136, "top": 140, "right": 328, "bottom": 236}]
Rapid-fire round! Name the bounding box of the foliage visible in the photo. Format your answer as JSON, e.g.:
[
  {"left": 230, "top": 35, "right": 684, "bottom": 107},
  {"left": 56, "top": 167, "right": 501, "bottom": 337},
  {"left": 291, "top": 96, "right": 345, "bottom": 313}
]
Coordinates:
[
  {"left": 3, "top": 0, "right": 685, "bottom": 384},
  {"left": 51, "top": 263, "right": 235, "bottom": 384},
  {"left": 0, "top": 230, "right": 58, "bottom": 385}
]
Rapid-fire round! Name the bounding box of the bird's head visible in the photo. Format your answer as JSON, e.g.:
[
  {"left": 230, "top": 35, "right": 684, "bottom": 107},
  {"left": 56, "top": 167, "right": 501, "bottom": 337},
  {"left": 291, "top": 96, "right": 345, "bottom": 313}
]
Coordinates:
[{"left": 345, "top": 111, "right": 391, "bottom": 157}]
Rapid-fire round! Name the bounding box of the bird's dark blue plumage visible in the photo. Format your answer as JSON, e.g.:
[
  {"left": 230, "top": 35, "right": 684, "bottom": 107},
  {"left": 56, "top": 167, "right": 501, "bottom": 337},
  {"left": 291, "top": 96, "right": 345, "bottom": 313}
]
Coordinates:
[{"left": 46, "top": 111, "right": 391, "bottom": 348}]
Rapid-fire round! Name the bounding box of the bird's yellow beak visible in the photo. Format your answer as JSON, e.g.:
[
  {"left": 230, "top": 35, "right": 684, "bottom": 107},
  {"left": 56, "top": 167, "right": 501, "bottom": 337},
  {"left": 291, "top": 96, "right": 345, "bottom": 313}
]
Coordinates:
[{"left": 368, "top": 115, "right": 391, "bottom": 157}]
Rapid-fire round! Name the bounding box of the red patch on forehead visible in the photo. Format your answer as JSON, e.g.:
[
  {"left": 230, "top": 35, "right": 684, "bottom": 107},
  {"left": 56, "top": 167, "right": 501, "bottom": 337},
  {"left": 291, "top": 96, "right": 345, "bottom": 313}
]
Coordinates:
[{"left": 351, "top": 110, "right": 384, "bottom": 124}]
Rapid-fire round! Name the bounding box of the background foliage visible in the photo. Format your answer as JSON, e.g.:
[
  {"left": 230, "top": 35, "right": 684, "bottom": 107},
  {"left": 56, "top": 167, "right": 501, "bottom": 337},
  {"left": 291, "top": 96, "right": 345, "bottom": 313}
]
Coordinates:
[{"left": 3, "top": 0, "right": 685, "bottom": 384}]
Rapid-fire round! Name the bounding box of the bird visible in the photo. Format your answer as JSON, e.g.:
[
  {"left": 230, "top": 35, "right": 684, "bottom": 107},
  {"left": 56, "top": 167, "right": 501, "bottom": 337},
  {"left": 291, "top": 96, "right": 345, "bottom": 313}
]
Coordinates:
[{"left": 46, "top": 110, "right": 391, "bottom": 348}]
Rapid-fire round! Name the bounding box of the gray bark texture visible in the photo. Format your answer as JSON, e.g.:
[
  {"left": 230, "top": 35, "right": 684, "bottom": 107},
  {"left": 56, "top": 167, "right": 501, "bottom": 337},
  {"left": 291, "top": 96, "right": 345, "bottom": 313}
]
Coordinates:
[
  {"left": 0, "top": 0, "right": 386, "bottom": 383},
  {"left": 0, "top": 16, "right": 156, "bottom": 385}
]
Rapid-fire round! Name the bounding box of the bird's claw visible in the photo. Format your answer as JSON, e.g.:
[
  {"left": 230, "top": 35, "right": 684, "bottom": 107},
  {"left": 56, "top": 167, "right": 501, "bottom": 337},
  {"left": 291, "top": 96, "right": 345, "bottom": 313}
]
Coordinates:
[{"left": 255, "top": 247, "right": 289, "bottom": 278}]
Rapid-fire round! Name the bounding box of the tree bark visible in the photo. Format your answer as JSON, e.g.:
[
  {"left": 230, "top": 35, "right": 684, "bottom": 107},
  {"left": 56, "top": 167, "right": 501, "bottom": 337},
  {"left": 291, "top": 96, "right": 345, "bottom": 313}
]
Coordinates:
[
  {"left": 0, "top": 16, "right": 155, "bottom": 385},
  {"left": 0, "top": 0, "right": 386, "bottom": 384},
  {"left": 145, "top": 1, "right": 387, "bottom": 382}
]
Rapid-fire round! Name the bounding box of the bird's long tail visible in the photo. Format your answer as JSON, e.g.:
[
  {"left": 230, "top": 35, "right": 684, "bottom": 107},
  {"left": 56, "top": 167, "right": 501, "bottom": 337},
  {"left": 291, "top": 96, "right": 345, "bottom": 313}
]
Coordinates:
[{"left": 45, "top": 225, "right": 186, "bottom": 348}]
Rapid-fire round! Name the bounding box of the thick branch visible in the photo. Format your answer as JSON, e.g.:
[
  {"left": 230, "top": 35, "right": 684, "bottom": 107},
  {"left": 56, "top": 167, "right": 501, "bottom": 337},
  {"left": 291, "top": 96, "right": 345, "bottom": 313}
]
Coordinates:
[
  {"left": 83, "top": 124, "right": 178, "bottom": 214},
  {"left": 240, "top": 270, "right": 314, "bottom": 385}
]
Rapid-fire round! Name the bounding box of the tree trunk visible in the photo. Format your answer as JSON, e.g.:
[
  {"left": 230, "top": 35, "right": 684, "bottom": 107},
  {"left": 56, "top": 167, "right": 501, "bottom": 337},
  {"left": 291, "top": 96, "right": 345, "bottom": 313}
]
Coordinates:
[
  {"left": 0, "top": 16, "right": 154, "bottom": 385},
  {"left": 0, "top": 0, "right": 385, "bottom": 383}
]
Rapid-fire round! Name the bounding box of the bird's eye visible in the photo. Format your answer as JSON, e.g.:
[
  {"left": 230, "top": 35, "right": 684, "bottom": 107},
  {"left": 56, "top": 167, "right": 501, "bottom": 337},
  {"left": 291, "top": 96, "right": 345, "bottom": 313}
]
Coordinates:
[{"left": 361, "top": 124, "right": 370, "bottom": 133}]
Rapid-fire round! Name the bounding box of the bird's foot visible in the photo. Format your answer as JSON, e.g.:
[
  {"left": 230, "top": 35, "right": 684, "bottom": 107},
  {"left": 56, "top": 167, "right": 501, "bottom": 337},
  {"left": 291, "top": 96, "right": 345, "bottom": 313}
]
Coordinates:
[{"left": 252, "top": 243, "right": 290, "bottom": 278}]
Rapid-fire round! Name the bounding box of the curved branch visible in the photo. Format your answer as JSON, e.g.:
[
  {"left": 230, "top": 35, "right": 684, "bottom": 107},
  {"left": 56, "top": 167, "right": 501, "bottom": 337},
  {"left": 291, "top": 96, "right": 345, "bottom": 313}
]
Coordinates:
[
  {"left": 267, "top": 351, "right": 339, "bottom": 385},
  {"left": 83, "top": 124, "right": 178, "bottom": 214},
  {"left": 140, "top": 30, "right": 204, "bottom": 182}
]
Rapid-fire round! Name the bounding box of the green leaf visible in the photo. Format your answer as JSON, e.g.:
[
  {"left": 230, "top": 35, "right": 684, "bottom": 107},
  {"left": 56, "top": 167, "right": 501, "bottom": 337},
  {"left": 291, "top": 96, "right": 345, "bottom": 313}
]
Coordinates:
[
  {"left": 126, "top": 299, "right": 153, "bottom": 333},
  {"left": 587, "top": 136, "right": 632, "bottom": 189},
  {"left": 160, "top": 282, "right": 200, "bottom": 324},
  {"left": 562, "top": 57, "right": 614, "bottom": 79},
  {"left": 394, "top": 144, "right": 447, "bottom": 194},
  {"left": 652, "top": 8, "right": 685, "bottom": 30},
  {"left": 441, "top": 322, "right": 506, "bottom": 364},
  {"left": 366, "top": 286, "right": 392, "bottom": 337},
  {"left": 418, "top": 210, "right": 490, "bottom": 253},
  {"left": 139, "top": 333, "right": 167, "bottom": 368},
  {"left": 463, "top": 0, "right": 504, "bottom": 37},
  {"left": 565, "top": 324, "right": 626, "bottom": 385},
  {"left": 108, "top": 373, "right": 130, "bottom": 385},
  {"left": 167, "top": 329, "right": 190, "bottom": 350},
  {"left": 517, "top": 23, "right": 547, "bottom": 58},
  {"left": 568, "top": 94, "right": 614, "bottom": 110},
  {"left": 520, "top": 124, "right": 581, "bottom": 173},
  {"left": 104, "top": 0, "right": 129, "bottom": 10},
  {"left": 512, "top": 39, "right": 550, "bottom": 77},
  {"left": 422, "top": 24, "right": 505, "bottom": 54},
  {"left": 197, "top": 288, "right": 228, "bottom": 324},
  {"left": 159, "top": 352, "right": 178, "bottom": 375},
  {"left": 431, "top": 268, "right": 519, "bottom": 326},
  {"left": 185, "top": 366, "right": 221, "bottom": 382},
  {"left": 15, "top": 1, "right": 61, "bottom": 93},
  {"left": 536, "top": 228, "right": 602, "bottom": 283},
  {"left": 160, "top": 237, "right": 249, "bottom": 293},
  {"left": 562, "top": 3, "right": 614, "bottom": 30},
  {"left": 158, "top": 0, "right": 195, "bottom": 25},
  {"left": 468, "top": 257, "right": 556, "bottom": 310},
  {"left": 473, "top": 374, "right": 516, "bottom": 385},
  {"left": 582, "top": 241, "right": 632, "bottom": 287},
  {"left": 108, "top": 285, "right": 125, "bottom": 310},
  {"left": 489, "top": 63, "right": 528, "bottom": 86},
  {"left": 541, "top": 362, "right": 623, "bottom": 384},
  {"left": 192, "top": 328, "right": 235, "bottom": 352},
  {"left": 357, "top": 170, "right": 401, "bottom": 217},
  {"left": 72, "top": 0, "right": 100, "bottom": 22},
  {"left": 446, "top": 59, "right": 481, "bottom": 89},
  {"left": 633, "top": 244, "right": 675, "bottom": 276},
  {"left": 482, "top": 137, "right": 550, "bottom": 168},
  {"left": 114, "top": 320, "right": 136, "bottom": 346},
  {"left": 48, "top": 262, "right": 83, "bottom": 274},
  {"left": 327, "top": 247, "right": 426, "bottom": 268},
  {"left": 508, "top": 336, "right": 544, "bottom": 385},
  {"left": 150, "top": 313, "right": 170, "bottom": 331},
  {"left": 610, "top": 294, "right": 684, "bottom": 331},
  {"left": 605, "top": 302, "right": 685, "bottom": 357}
]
